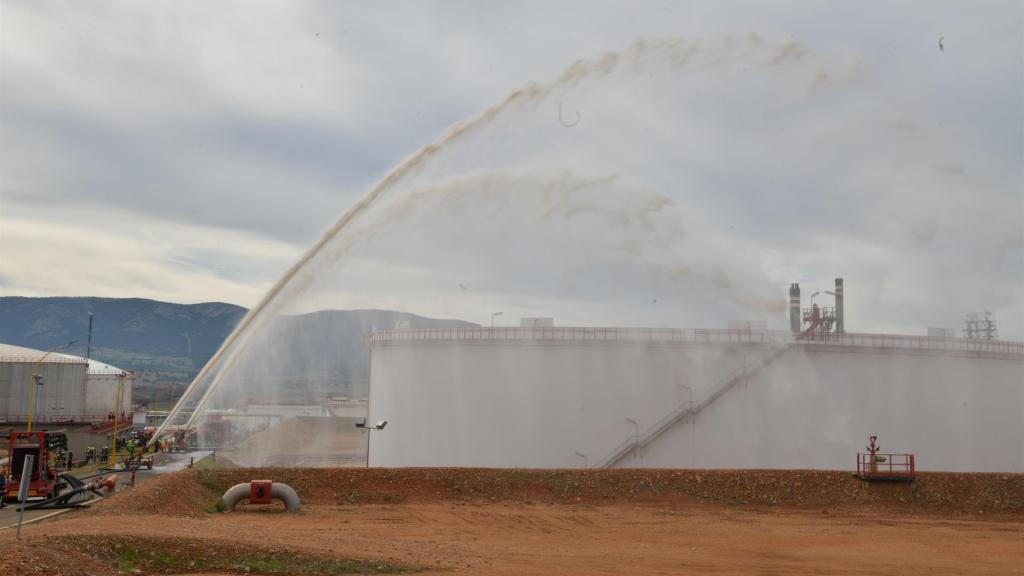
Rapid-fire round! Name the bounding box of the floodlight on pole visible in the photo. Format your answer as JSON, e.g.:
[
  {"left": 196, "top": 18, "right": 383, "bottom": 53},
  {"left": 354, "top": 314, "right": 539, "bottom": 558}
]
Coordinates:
[
  {"left": 491, "top": 311, "right": 504, "bottom": 328},
  {"left": 355, "top": 418, "right": 388, "bottom": 467},
  {"left": 809, "top": 291, "right": 820, "bottom": 306}
]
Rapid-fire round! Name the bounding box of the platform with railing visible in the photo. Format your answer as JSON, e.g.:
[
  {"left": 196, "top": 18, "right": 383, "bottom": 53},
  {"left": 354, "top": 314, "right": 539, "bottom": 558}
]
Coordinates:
[{"left": 856, "top": 452, "right": 916, "bottom": 481}]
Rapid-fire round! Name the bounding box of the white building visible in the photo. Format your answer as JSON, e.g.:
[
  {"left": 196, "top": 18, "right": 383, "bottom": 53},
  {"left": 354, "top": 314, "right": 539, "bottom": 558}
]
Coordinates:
[
  {"left": 366, "top": 326, "right": 1024, "bottom": 472},
  {"left": 0, "top": 343, "right": 135, "bottom": 424}
]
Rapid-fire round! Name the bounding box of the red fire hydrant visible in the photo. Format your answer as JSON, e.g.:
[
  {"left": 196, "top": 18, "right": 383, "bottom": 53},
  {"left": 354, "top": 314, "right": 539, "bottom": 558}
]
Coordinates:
[{"left": 249, "top": 479, "right": 273, "bottom": 505}]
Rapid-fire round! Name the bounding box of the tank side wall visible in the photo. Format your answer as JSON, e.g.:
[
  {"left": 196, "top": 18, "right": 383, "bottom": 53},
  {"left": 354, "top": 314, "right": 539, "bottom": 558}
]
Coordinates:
[
  {"left": 370, "top": 341, "right": 1024, "bottom": 471},
  {"left": 0, "top": 362, "right": 89, "bottom": 421},
  {"left": 641, "top": 348, "right": 1024, "bottom": 472}
]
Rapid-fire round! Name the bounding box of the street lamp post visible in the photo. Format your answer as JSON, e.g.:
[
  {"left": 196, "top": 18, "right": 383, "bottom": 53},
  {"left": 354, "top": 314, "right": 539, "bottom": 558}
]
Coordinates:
[
  {"left": 27, "top": 340, "right": 75, "bottom": 432},
  {"left": 491, "top": 311, "right": 504, "bottom": 328}
]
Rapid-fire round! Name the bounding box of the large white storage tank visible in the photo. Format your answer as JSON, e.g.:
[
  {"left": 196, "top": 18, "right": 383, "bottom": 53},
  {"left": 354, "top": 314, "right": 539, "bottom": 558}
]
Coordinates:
[
  {"left": 0, "top": 343, "right": 134, "bottom": 423},
  {"left": 366, "top": 327, "right": 1024, "bottom": 472}
]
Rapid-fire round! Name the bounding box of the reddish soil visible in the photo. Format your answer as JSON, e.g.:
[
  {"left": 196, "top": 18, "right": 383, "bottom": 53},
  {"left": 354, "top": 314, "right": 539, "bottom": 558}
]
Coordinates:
[{"left": 1, "top": 468, "right": 1021, "bottom": 575}]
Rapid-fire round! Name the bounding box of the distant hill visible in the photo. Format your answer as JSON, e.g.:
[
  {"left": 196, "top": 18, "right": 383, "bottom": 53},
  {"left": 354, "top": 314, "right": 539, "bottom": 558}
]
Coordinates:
[
  {"left": 0, "top": 296, "right": 246, "bottom": 371},
  {"left": 0, "top": 297, "right": 477, "bottom": 400},
  {"left": 227, "top": 308, "right": 478, "bottom": 401}
]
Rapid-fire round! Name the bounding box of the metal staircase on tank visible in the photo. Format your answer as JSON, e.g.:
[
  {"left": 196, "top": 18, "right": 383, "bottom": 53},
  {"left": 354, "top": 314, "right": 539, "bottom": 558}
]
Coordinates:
[{"left": 596, "top": 344, "right": 792, "bottom": 468}]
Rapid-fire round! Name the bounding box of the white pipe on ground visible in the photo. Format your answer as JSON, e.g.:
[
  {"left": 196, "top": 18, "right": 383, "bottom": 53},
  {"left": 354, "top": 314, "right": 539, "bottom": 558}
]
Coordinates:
[{"left": 221, "top": 482, "right": 301, "bottom": 512}]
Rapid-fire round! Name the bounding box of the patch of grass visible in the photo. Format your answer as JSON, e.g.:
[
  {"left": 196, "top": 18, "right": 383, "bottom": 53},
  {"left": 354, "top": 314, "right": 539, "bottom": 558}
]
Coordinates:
[
  {"left": 204, "top": 498, "right": 227, "bottom": 513},
  {"left": 77, "top": 536, "right": 417, "bottom": 575},
  {"left": 191, "top": 454, "right": 217, "bottom": 470}
]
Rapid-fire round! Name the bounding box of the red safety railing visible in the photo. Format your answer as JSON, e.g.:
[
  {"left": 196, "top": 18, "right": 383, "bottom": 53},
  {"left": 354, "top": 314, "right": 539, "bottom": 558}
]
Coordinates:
[
  {"left": 856, "top": 452, "right": 916, "bottom": 480},
  {"left": 88, "top": 415, "right": 134, "bottom": 434}
]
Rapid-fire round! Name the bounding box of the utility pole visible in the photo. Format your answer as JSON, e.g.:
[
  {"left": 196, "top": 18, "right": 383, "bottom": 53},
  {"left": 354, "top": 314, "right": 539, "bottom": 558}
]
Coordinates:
[
  {"left": 109, "top": 372, "right": 126, "bottom": 466},
  {"left": 86, "top": 311, "right": 94, "bottom": 360}
]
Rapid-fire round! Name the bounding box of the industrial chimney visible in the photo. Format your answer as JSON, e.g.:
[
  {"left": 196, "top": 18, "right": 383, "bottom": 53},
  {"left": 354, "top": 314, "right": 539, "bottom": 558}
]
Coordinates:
[
  {"left": 835, "top": 278, "right": 844, "bottom": 334},
  {"left": 789, "top": 283, "right": 801, "bottom": 333}
]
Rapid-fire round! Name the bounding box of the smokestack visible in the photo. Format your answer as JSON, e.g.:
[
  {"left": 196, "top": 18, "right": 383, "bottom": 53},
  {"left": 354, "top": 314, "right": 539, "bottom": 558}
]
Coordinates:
[
  {"left": 789, "top": 283, "right": 801, "bottom": 333},
  {"left": 835, "top": 278, "right": 844, "bottom": 334}
]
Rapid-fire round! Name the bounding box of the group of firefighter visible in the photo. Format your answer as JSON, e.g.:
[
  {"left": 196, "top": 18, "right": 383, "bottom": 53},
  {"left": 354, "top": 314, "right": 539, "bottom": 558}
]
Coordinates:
[{"left": 49, "top": 429, "right": 194, "bottom": 470}]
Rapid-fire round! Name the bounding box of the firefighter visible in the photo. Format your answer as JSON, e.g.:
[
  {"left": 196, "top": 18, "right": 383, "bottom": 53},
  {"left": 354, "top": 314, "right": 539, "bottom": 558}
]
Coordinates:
[
  {"left": 86, "top": 446, "right": 96, "bottom": 464},
  {"left": 100, "top": 445, "right": 109, "bottom": 463}
]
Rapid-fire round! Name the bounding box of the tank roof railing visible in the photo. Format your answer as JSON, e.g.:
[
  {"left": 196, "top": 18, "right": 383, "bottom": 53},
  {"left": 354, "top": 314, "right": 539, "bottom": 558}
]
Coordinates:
[
  {"left": 365, "top": 326, "right": 1024, "bottom": 356},
  {"left": 87, "top": 368, "right": 136, "bottom": 376},
  {"left": 0, "top": 356, "right": 88, "bottom": 365}
]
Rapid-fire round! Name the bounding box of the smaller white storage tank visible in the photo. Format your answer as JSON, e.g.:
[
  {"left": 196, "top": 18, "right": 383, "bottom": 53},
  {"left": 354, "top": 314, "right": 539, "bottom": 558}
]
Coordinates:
[{"left": 0, "top": 343, "right": 135, "bottom": 424}]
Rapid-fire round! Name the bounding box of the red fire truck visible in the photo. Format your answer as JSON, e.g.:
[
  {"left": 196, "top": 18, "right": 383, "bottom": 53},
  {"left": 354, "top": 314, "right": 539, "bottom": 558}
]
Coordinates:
[{"left": 5, "top": 431, "right": 69, "bottom": 502}]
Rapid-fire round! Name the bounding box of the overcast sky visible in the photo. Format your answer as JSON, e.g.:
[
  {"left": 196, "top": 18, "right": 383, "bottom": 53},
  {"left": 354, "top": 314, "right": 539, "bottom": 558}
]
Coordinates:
[{"left": 1, "top": 1, "right": 1021, "bottom": 338}]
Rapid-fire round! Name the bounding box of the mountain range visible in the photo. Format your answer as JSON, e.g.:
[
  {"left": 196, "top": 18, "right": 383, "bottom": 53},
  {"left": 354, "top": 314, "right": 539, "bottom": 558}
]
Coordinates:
[{"left": 0, "top": 296, "right": 476, "bottom": 400}]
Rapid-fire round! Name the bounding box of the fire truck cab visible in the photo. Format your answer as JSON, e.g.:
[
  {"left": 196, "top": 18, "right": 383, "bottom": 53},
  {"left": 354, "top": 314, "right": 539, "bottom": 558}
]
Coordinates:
[{"left": 5, "top": 431, "right": 69, "bottom": 502}]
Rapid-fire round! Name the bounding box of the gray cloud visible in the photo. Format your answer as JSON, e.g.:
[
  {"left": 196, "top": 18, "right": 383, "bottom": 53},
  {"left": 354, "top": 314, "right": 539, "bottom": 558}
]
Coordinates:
[{"left": 1, "top": 0, "right": 1021, "bottom": 338}]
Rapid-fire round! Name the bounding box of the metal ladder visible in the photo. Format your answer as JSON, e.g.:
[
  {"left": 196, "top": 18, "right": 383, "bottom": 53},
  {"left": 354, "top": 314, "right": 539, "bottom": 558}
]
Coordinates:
[{"left": 596, "top": 345, "right": 791, "bottom": 468}]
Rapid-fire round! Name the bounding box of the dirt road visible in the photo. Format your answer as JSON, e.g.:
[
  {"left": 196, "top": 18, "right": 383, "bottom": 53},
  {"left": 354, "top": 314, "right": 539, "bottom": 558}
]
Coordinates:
[{"left": 1, "top": 468, "right": 1021, "bottom": 575}]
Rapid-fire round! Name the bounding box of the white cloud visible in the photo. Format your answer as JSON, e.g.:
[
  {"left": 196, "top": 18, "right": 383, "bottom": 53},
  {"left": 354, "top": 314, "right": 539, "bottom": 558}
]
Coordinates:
[{"left": 0, "top": 205, "right": 300, "bottom": 304}]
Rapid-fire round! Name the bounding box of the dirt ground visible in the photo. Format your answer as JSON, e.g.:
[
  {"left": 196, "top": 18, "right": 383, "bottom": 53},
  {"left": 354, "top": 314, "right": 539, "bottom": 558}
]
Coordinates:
[{"left": 2, "top": 468, "right": 1021, "bottom": 575}]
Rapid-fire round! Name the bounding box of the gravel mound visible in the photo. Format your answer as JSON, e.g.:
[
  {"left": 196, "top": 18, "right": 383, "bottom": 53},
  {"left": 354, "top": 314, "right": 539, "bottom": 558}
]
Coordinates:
[
  {"left": 0, "top": 536, "right": 116, "bottom": 576},
  {"left": 192, "top": 468, "right": 1024, "bottom": 516},
  {"left": 86, "top": 468, "right": 222, "bottom": 517}
]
